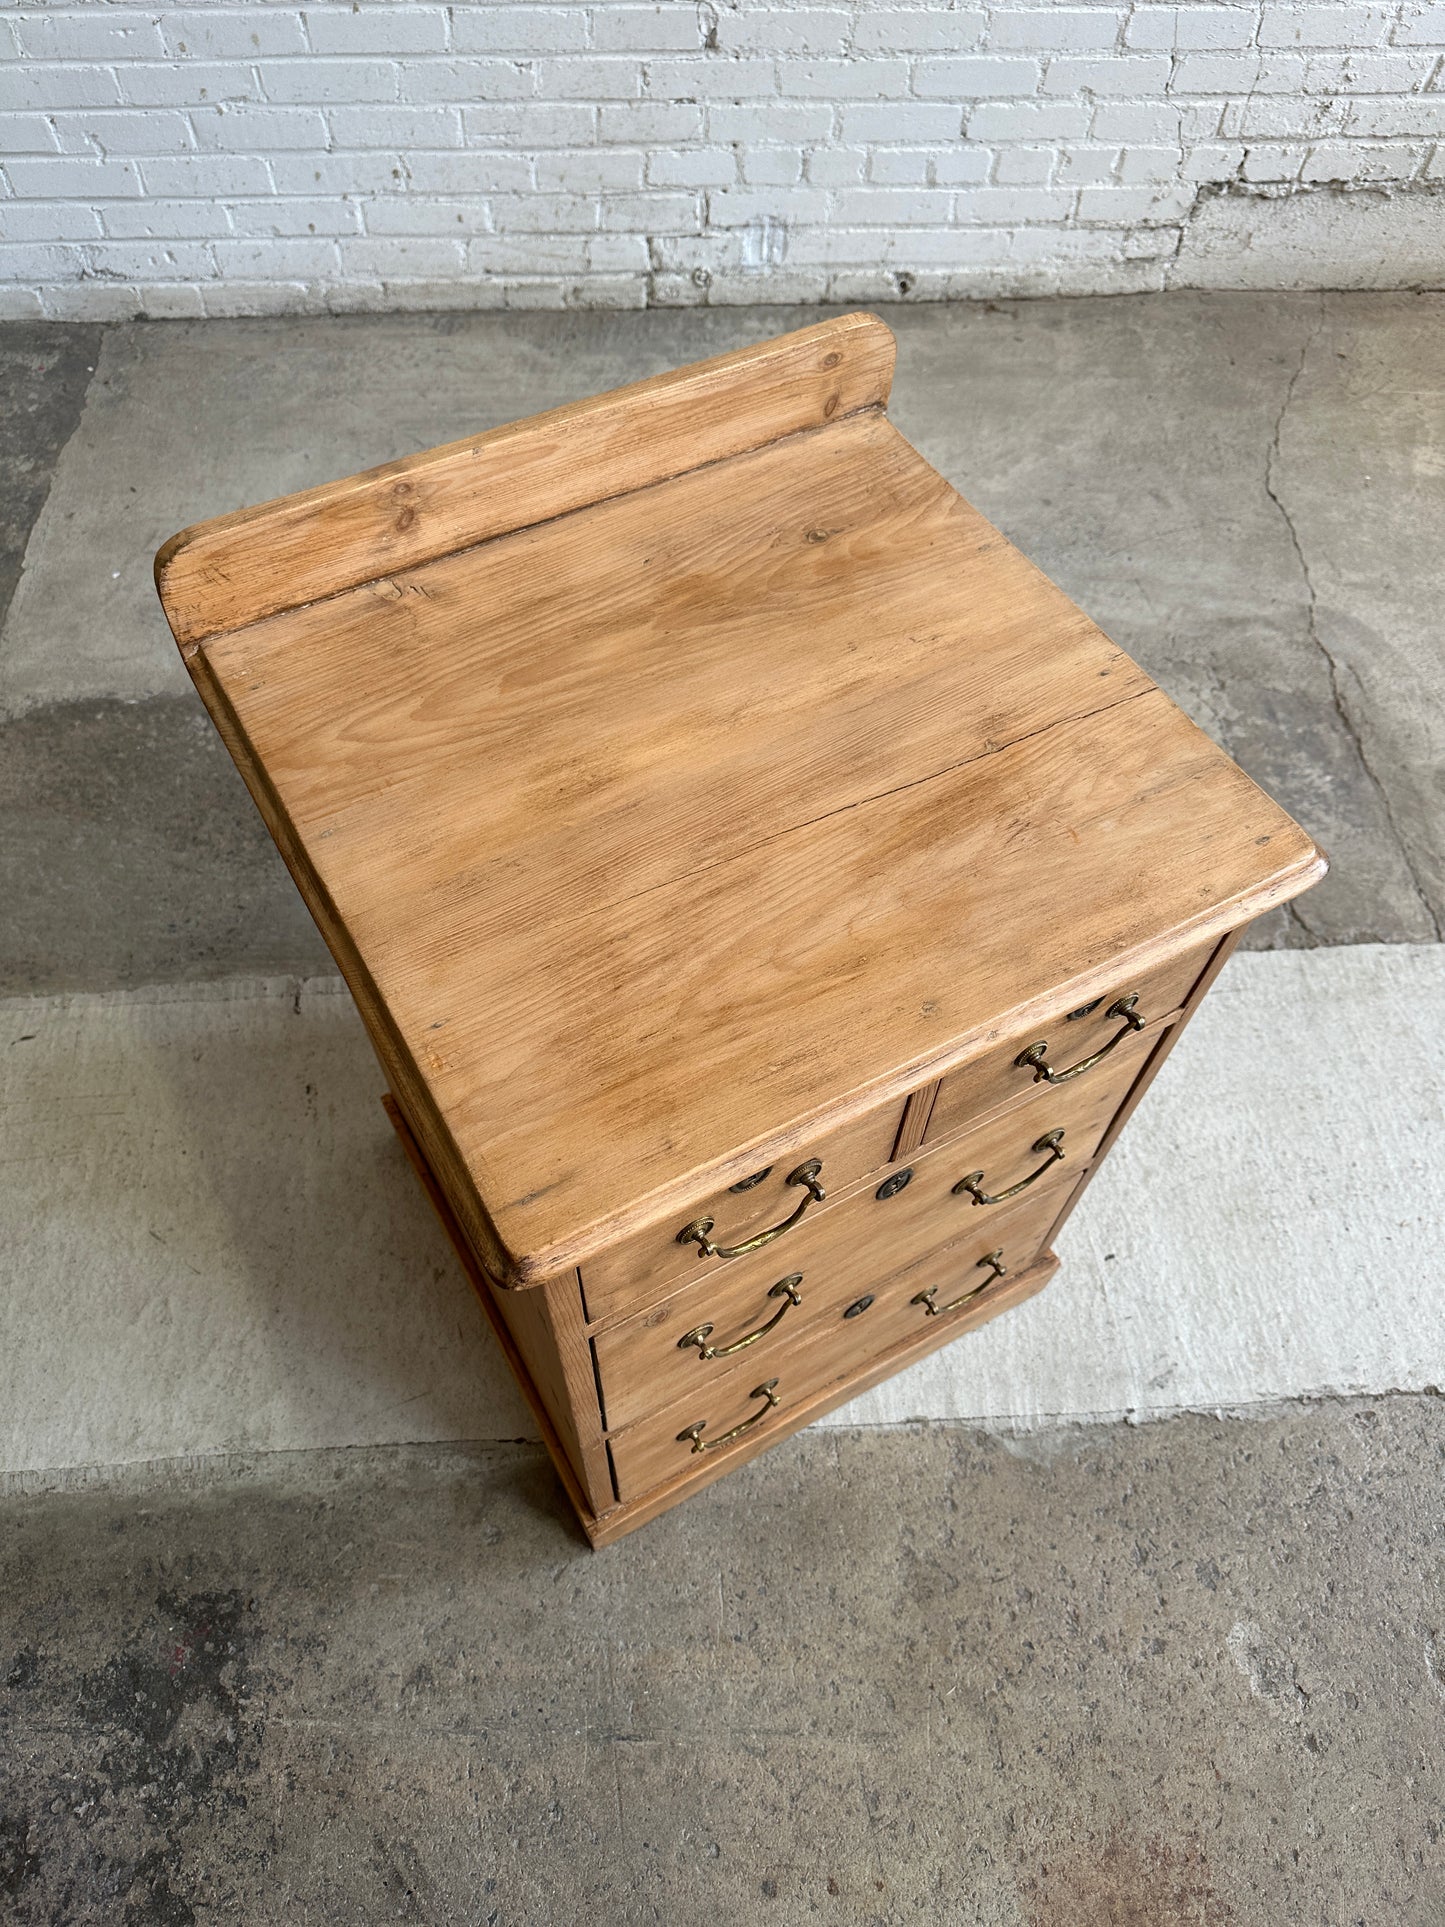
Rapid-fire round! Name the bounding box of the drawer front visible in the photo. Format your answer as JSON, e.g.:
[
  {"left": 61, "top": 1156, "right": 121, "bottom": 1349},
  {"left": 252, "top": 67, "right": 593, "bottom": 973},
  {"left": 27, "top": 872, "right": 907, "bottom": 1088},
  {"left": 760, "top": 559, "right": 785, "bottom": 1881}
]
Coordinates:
[
  {"left": 594, "top": 1023, "right": 1156, "bottom": 1433},
  {"left": 924, "top": 936, "right": 1215, "bottom": 1149},
  {"left": 607, "top": 1186, "right": 1064, "bottom": 1503},
  {"left": 579, "top": 1098, "right": 904, "bottom": 1322}
]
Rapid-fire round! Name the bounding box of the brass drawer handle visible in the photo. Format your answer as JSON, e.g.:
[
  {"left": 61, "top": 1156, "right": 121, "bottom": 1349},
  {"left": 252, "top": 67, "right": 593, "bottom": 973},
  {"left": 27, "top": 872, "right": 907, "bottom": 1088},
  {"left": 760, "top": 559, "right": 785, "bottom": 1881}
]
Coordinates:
[
  {"left": 953, "top": 1129, "right": 1065, "bottom": 1206},
  {"left": 913, "top": 1249, "right": 1006, "bottom": 1317},
  {"left": 677, "top": 1274, "right": 803, "bottom": 1360},
  {"left": 677, "top": 1380, "right": 781, "bottom": 1454},
  {"left": 676, "top": 1161, "right": 825, "bottom": 1261},
  {"left": 1015, "top": 995, "right": 1145, "bottom": 1085}
]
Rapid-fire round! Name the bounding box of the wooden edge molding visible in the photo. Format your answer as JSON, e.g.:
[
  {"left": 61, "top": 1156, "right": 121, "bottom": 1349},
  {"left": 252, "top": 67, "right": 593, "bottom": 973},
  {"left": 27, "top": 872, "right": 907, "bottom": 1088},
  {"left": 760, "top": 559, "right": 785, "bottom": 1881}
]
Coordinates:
[{"left": 154, "top": 309, "right": 897, "bottom": 648}]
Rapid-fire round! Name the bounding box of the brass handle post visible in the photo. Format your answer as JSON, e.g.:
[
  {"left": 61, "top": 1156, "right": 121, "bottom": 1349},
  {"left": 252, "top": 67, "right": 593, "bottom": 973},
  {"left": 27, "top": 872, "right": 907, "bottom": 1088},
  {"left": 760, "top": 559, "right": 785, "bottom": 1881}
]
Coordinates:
[
  {"left": 1015, "top": 995, "right": 1145, "bottom": 1085},
  {"left": 913, "top": 1250, "right": 1006, "bottom": 1317},
  {"left": 676, "top": 1380, "right": 781, "bottom": 1455},
  {"left": 676, "top": 1161, "right": 825, "bottom": 1261},
  {"left": 677, "top": 1274, "right": 803, "bottom": 1361},
  {"left": 953, "top": 1130, "right": 1066, "bottom": 1207}
]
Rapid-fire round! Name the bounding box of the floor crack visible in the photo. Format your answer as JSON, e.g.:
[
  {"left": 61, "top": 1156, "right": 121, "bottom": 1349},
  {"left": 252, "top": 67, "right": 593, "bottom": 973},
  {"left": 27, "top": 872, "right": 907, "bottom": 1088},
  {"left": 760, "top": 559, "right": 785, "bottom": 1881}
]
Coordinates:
[{"left": 1263, "top": 303, "right": 1443, "bottom": 942}]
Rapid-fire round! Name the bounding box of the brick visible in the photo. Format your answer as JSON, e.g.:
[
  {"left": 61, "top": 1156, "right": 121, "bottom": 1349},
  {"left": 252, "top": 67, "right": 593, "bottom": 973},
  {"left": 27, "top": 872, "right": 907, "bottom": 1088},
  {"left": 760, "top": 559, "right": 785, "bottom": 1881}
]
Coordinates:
[
  {"left": 194, "top": 106, "right": 331, "bottom": 152},
  {"left": 1055, "top": 143, "right": 1121, "bottom": 182},
  {"left": 1301, "top": 139, "right": 1428, "bottom": 179},
  {"left": 111, "top": 63, "right": 262, "bottom": 108},
  {"left": 100, "top": 199, "right": 233, "bottom": 239},
  {"left": 227, "top": 198, "right": 365, "bottom": 236},
  {"left": 1287, "top": 50, "right": 1439, "bottom": 88},
  {"left": 1042, "top": 54, "right": 1172, "bottom": 94},
  {"left": 0, "top": 202, "right": 105, "bottom": 242},
  {"left": 468, "top": 233, "right": 592, "bottom": 273},
  {"left": 159, "top": 10, "right": 308, "bottom": 59},
  {"left": 14, "top": 14, "right": 166, "bottom": 60},
  {"left": 1089, "top": 99, "right": 1184, "bottom": 140},
  {"left": 139, "top": 283, "right": 208, "bottom": 317},
  {"left": 269, "top": 153, "right": 411, "bottom": 194},
  {"left": 777, "top": 58, "right": 911, "bottom": 96},
  {"left": 536, "top": 148, "right": 646, "bottom": 190},
  {"left": 1177, "top": 140, "right": 1244, "bottom": 179},
  {"left": 68, "top": 110, "right": 198, "bottom": 156},
  {"left": 647, "top": 146, "right": 739, "bottom": 186},
  {"left": 992, "top": 143, "right": 1057, "bottom": 182},
  {"left": 967, "top": 98, "right": 1093, "bottom": 138},
  {"left": 930, "top": 144, "right": 995, "bottom": 182},
  {"left": 259, "top": 60, "right": 402, "bottom": 104},
  {"left": 851, "top": 10, "right": 986, "bottom": 52},
  {"left": 304, "top": 8, "right": 449, "bottom": 55},
  {"left": 644, "top": 58, "right": 778, "bottom": 97},
  {"left": 603, "top": 103, "right": 707, "bottom": 141},
  {"left": 399, "top": 60, "right": 536, "bottom": 102},
  {"left": 1392, "top": 4, "right": 1445, "bottom": 44},
  {"left": 705, "top": 185, "right": 832, "bottom": 222},
  {"left": 360, "top": 198, "right": 493, "bottom": 235},
  {"left": 592, "top": 7, "right": 707, "bottom": 53},
  {"left": 1225, "top": 94, "right": 1354, "bottom": 136},
  {"left": 4, "top": 157, "right": 145, "bottom": 199},
  {"left": 987, "top": 8, "right": 1126, "bottom": 51},
  {"left": 1168, "top": 52, "right": 1263, "bottom": 91},
  {"left": 1, "top": 117, "right": 61, "bottom": 156},
  {"left": 1258, "top": 4, "right": 1396, "bottom": 47},
  {"left": 1125, "top": 6, "right": 1260, "bottom": 51},
  {"left": 867, "top": 146, "right": 939, "bottom": 182},
  {"left": 325, "top": 106, "right": 463, "bottom": 148},
  {"left": 1346, "top": 95, "right": 1445, "bottom": 135},
  {"left": 1074, "top": 181, "right": 1195, "bottom": 221},
  {"left": 587, "top": 232, "right": 651, "bottom": 272},
  {"left": 486, "top": 192, "right": 601, "bottom": 231},
  {"left": 400, "top": 152, "right": 534, "bottom": 193},
  {"left": 707, "top": 103, "right": 832, "bottom": 142},
  {"left": 82, "top": 238, "right": 220, "bottom": 278},
  {"left": 719, "top": 11, "right": 854, "bottom": 55},
  {"left": 10, "top": 66, "right": 125, "bottom": 111},
  {"left": 338, "top": 237, "right": 468, "bottom": 279},
  {"left": 0, "top": 241, "right": 90, "bottom": 282},
  {"left": 214, "top": 235, "right": 340, "bottom": 275},
  {"left": 839, "top": 101, "right": 963, "bottom": 140},
  {"left": 954, "top": 183, "right": 1077, "bottom": 219},
  {"left": 911, "top": 56, "right": 1041, "bottom": 95},
  {"left": 1116, "top": 144, "right": 1184, "bottom": 181},
  {"left": 805, "top": 145, "right": 869, "bottom": 184},
  {"left": 453, "top": 8, "right": 590, "bottom": 53},
  {"left": 141, "top": 154, "right": 275, "bottom": 197},
  {"left": 741, "top": 144, "right": 805, "bottom": 184},
  {"left": 831, "top": 185, "right": 957, "bottom": 221},
  {"left": 462, "top": 104, "right": 598, "bottom": 145},
  {"left": 1239, "top": 142, "right": 1308, "bottom": 178},
  {"left": 533, "top": 58, "right": 646, "bottom": 97}
]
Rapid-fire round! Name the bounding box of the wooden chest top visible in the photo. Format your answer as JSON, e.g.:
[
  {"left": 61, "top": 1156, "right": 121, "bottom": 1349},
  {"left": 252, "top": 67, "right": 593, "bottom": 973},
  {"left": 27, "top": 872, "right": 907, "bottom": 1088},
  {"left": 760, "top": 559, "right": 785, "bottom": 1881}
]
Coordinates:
[{"left": 157, "top": 313, "right": 1322, "bottom": 1285}]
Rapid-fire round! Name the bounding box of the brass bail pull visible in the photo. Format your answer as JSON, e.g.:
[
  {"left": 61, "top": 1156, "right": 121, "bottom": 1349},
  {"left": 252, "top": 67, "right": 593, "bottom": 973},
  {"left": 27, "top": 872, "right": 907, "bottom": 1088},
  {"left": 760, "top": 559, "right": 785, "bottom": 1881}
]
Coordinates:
[
  {"left": 913, "top": 1249, "right": 1006, "bottom": 1318},
  {"left": 953, "top": 1130, "right": 1066, "bottom": 1207},
  {"left": 1015, "top": 994, "right": 1145, "bottom": 1085},
  {"left": 676, "top": 1161, "right": 825, "bottom": 1262},
  {"left": 676, "top": 1380, "right": 782, "bottom": 1455},
  {"left": 678, "top": 1275, "right": 804, "bottom": 1361}
]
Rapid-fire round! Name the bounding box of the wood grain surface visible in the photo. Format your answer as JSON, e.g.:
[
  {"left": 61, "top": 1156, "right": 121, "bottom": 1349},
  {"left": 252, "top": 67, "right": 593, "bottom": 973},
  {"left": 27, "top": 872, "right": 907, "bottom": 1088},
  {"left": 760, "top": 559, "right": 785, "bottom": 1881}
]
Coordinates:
[
  {"left": 156, "top": 310, "right": 896, "bottom": 647},
  {"left": 160, "top": 316, "right": 1324, "bottom": 1294}
]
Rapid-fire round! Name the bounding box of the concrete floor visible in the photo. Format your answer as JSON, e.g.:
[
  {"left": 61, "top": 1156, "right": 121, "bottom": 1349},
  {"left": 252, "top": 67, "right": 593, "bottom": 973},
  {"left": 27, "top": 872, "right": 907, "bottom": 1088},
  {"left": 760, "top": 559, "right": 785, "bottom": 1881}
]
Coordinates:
[{"left": 3, "top": 294, "right": 1444, "bottom": 1924}]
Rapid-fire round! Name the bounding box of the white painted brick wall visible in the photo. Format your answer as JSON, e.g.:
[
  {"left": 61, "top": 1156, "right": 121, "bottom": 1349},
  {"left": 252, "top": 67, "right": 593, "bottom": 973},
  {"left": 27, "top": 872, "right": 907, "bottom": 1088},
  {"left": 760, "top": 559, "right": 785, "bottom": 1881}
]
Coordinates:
[{"left": 1, "top": 0, "right": 1443, "bottom": 317}]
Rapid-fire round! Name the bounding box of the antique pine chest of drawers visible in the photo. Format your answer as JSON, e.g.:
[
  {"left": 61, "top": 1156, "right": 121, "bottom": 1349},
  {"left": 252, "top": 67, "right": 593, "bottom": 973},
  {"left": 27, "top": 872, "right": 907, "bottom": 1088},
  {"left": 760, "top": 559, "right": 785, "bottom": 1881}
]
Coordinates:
[{"left": 155, "top": 313, "right": 1324, "bottom": 1546}]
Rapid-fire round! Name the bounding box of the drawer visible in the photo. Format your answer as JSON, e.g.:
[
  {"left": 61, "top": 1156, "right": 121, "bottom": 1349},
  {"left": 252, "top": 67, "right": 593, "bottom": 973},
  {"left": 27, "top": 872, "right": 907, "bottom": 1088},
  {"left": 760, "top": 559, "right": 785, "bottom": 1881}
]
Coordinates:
[
  {"left": 593, "top": 1021, "right": 1157, "bottom": 1433},
  {"left": 579, "top": 1097, "right": 904, "bottom": 1322},
  {"left": 607, "top": 1184, "right": 1065, "bottom": 1503},
  {"left": 923, "top": 935, "right": 1216, "bottom": 1149}
]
